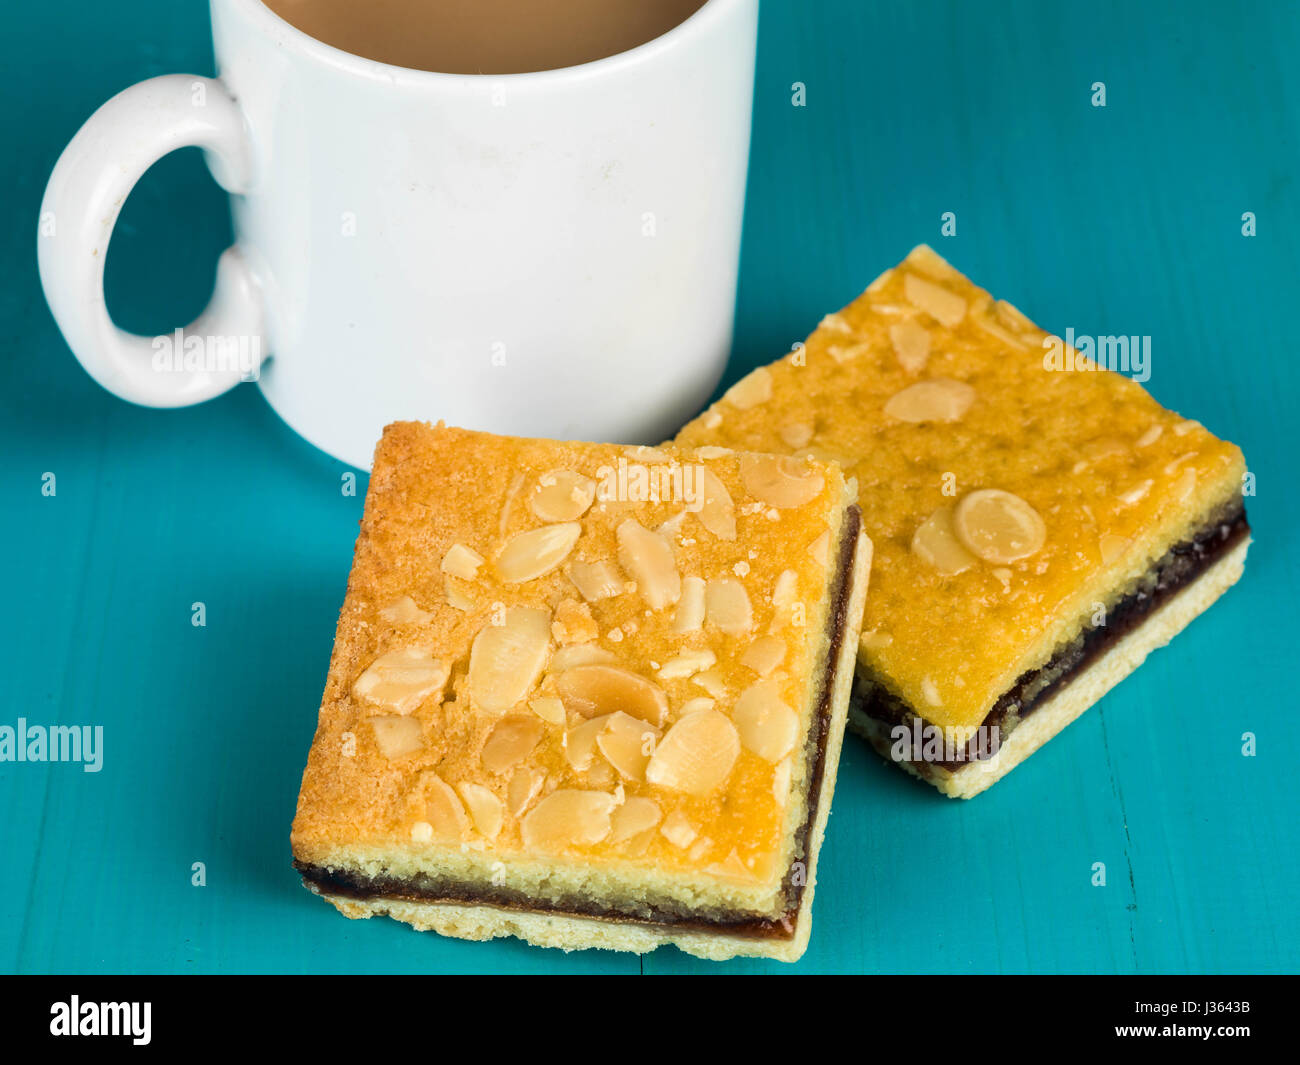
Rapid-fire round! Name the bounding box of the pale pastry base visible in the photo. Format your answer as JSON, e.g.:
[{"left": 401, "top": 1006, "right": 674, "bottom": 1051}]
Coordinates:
[
  {"left": 851, "top": 537, "right": 1249, "bottom": 800},
  {"left": 312, "top": 532, "right": 872, "bottom": 963}
]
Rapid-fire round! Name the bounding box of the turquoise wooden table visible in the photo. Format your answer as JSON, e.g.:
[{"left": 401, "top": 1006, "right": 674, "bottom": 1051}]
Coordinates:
[{"left": 3, "top": 0, "right": 1297, "bottom": 974}]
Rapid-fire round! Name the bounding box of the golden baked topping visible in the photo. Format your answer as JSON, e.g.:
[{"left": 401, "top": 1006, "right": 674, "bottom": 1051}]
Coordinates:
[
  {"left": 555, "top": 664, "right": 669, "bottom": 726},
  {"left": 883, "top": 378, "right": 975, "bottom": 422},
  {"left": 530, "top": 470, "right": 596, "bottom": 522},
  {"left": 953, "top": 489, "right": 1046, "bottom": 564},
  {"left": 911, "top": 505, "right": 977, "bottom": 575}
]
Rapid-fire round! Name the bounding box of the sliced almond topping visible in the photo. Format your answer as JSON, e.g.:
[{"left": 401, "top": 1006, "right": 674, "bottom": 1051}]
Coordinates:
[
  {"left": 564, "top": 714, "right": 612, "bottom": 771},
  {"left": 691, "top": 669, "right": 728, "bottom": 701},
  {"left": 808, "top": 529, "right": 831, "bottom": 566},
  {"left": 903, "top": 272, "right": 966, "bottom": 326},
  {"left": 1099, "top": 533, "right": 1130, "bottom": 565},
  {"left": 616, "top": 518, "right": 680, "bottom": 610},
  {"left": 530, "top": 470, "right": 596, "bottom": 522},
  {"left": 658, "top": 649, "right": 717, "bottom": 680},
  {"left": 410, "top": 821, "right": 433, "bottom": 843},
  {"left": 609, "top": 797, "right": 662, "bottom": 843},
  {"left": 671, "top": 576, "right": 706, "bottom": 633},
  {"left": 551, "top": 598, "right": 598, "bottom": 645},
  {"left": 481, "top": 714, "right": 545, "bottom": 774},
  {"left": 706, "top": 578, "right": 754, "bottom": 637},
  {"left": 695, "top": 468, "right": 736, "bottom": 541},
  {"left": 740, "top": 635, "right": 786, "bottom": 676},
  {"left": 556, "top": 665, "right": 669, "bottom": 726},
  {"left": 768, "top": 570, "right": 800, "bottom": 632},
  {"left": 707, "top": 849, "right": 755, "bottom": 881},
  {"left": 457, "top": 783, "right": 504, "bottom": 839},
  {"left": 861, "top": 629, "right": 893, "bottom": 650},
  {"left": 507, "top": 766, "right": 544, "bottom": 817},
  {"left": 659, "top": 809, "right": 697, "bottom": 849},
  {"left": 440, "top": 543, "right": 485, "bottom": 581},
  {"left": 568, "top": 559, "right": 625, "bottom": 603},
  {"left": 693, "top": 445, "right": 734, "bottom": 459},
  {"left": 1172, "top": 467, "right": 1198, "bottom": 500},
  {"left": 724, "top": 367, "right": 773, "bottom": 410},
  {"left": 740, "top": 454, "right": 826, "bottom": 509},
  {"left": 779, "top": 422, "right": 815, "bottom": 449},
  {"left": 889, "top": 318, "right": 931, "bottom": 373},
  {"left": 911, "top": 505, "right": 978, "bottom": 575},
  {"left": 688, "top": 836, "right": 714, "bottom": 862},
  {"left": 596, "top": 712, "right": 662, "bottom": 782},
  {"left": 445, "top": 582, "right": 476, "bottom": 612},
  {"left": 701, "top": 409, "right": 723, "bottom": 429},
  {"left": 379, "top": 596, "right": 433, "bottom": 625},
  {"left": 468, "top": 606, "right": 551, "bottom": 713},
  {"left": 772, "top": 757, "right": 793, "bottom": 806},
  {"left": 645, "top": 709, "right": 740, "bottom": 796},
  {"left": 495, "top": 523, "right": 581, "bottom": 584},
  {"left": 520, "top": 789, "right": 616, "bottom": 851},
  {"left": 827, "top": 341, "right": 872, "bottom": 364},
  {"left": 883, "top": 378, "right": 975, "bottom": 423},
  {"left": 921, "top": 677, "right": 943, "bottom": 707},
  {"left": 1136, "top": 425, "right": 1164, "bottom": 448},
  {"left": 423, "top": 772, "right": 470, "bottom": 840},
  {"left": 1173, "top": 420, "right": 1201, "bottom": 436},
  {"left": 529, "top": 695, "right": 567, "bottom": 725},
  {"left": 1117, "top": 480, "right": 1153, "bottom": 507},
  {"left": 679, "top": 696, "right": 716, "bottom": 715},
  {"left": 734, "top": 679, "right": 800, "bottom": 762},
  {"left": 995, "top": 299, "right": 1033, "bottom": 332},
  {"left": 953, "top": 489, "right": 1046, "bottom": 564},
  {"left": 352, "top": 648, "right": 450, "bottom": 715},
  {"left": 549, "top": 643, "right": 617, "bottom": 671},
  {"left": 370, "top": 715, "right": 424, "bottom": 760}
]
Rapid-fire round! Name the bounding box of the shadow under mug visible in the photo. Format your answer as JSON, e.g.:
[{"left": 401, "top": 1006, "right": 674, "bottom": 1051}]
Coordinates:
[{"left": 38, "top": 0, "right": 758, "bottom": 468}]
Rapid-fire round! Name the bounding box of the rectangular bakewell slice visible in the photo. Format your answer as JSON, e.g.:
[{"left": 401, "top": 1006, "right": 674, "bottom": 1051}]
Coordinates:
[
  {"left": 291, "top": 422, "right": 871, "bottom": 960},
  {"left": 675, "top": 245, "right": 1250, "bottom": 799}
]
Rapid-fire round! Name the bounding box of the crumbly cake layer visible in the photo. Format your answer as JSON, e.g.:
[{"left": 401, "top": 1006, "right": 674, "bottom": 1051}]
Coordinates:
[
  {"left": 854, "top": 536, "right": 1248, "bottom": 798},
  {"left": 857, "top": 498, "right": 1248, "bottom": 769},
  {"left": 291, "top": 422, "right": 871, "bottom": 957},
  {"left": 675, "top": 244, "right": 1249, "bottom": 756}
]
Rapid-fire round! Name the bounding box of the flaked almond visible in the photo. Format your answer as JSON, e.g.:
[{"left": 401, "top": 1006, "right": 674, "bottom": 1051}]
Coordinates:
[
  {"left": 530, "top": 470, "right": 596, "bottom": 522},
  {"left": 861, "top": 629, "right": 893, "bottom": 650},
  {"left": 445, "top": 582, "right": 476, "bottom": 612},
  {"left": 521, "top": 789, "right": 616, "bottom": 851},
  {"left": 370, "top": 715, "right": 424, "bottom": 760},
  {"left": 549, "top": 643, "right": 617, "bottom": 671},
  {"left": 410, "top": 821, "right": 433, "bottom": 843},
  {"left": 596, "top": 712, "right": 661, "bottom": 781},
  {"left": 659, "top": 809, "right": 697, "bottom": 848},
  {"left": 724, "top": 367, "right": 773, "bottom": 410},
  {"left": 693, "top": 445, "right": 734, "bottom": 459},
  {"left": 706, "top": 578, "right": 754, "bottom": 636},
  {"left": 1117, "top": 480, "right": 1153, "bottom": 507},
  {"left": 564, "top": 714, "right": 613, "bottom": 771},
  {"left": 772, "top": 757, "right": 793, "bottom": 805},
  {"left": 911, "top": 505, "right": 978, "bottom": 575},
  {"left": 921, "top": 677, "right": 943, "bottom": 707},
  {"left": 889, "top": 318, "right": 931, "bottom": 373},
  {"left": 495, "top": 523, "right": 581, "bottom": 583},
  {"left": 556, "top": 665, "right": 669, "bottom": 726},
  {"left": 904, "top": 272, "right": 966, "bottom": 326},
  {"left": 616, "top": 518, "right": 680, "bottom": 610},
  {"left": 779, "top": 422, "right": 815, "bottom": 449},
  {"left": 707, "top": 849, "right": 755, "bottom": 881},
  {"left": 468, "top": 606, "right": 551, "bottom": 713},
  {"left": 422, "top": 772, "right": 470, "bottom": 840},
  {"left": 1172, "top": 467, "right": 1198, "bottom": 500},
  {"left": 1099, "top": 533, "right": 1130, "bottom": 565},
  {"left": 671, "top": 576, "right": 706, "bottom": 632},
  {"left": 507, "top": 766, "right": 544, "bottom": 816},
  {"left": 1136, "top": 425, "right": 1164, "bottom": 448},
  {"left": 734, "top": 679, "right": 799, "bottom": 762},
  {"left": 440, "top": 543, "right": 485, "bottom": 581},
  {"left": 551, "top": 598, "right": 598, "bottom": 645},
  {"left": 457, "top": 782, "right": 504, "bottom": 839},
  {"left": 768, "top": 570, "right": 800, "bottom": 632},
  {"left": 529, "top": 695, "right": 567, "bottom": 725},
  {"left": 679, "top": 696, "right": 716, "bottom": 715},
  {"left": 609, "top": 797, "right": 662, "bottom": 843},
  {"left": 695, "top": 468, "right": 736, "bottom": 541},
  {"left": 883, "top": 378, "right": 975, "bottom": 423},
  {"left": 645, "top": 709, "right": 740, "bottom": 796},
  {"left": 954, "top": 489, "right": 1047, "bottom": 564},
  {"left": 740, "top": 454, "right": 825, "bottom": 509},
  {"left": 691, "top": 669, "right": 728, "bottom": 701},
  {"left": 481, "top": 714, "right": 545, "bottom": 774},
  {"left": 808, "top": 529, "right": 831, "bottom": 566},
  {"left": 658, "top": 649, "right": 717, "bottom": 680},
  {"left": 352, "top": 648, "right": 450, "bottom": 715},
  {"left": 568, "top": 559, "right": 625, "bottom": 603},
  {"left": 379, "top": 596, "right": 433, "bottom": 625},
  {"left": 740, "top": 635, "right": 786, "bottom": 675}
]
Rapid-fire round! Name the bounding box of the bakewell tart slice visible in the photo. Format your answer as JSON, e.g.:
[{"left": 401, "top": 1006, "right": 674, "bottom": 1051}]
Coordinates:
[
  {"left": 291, "top": 422, "right": 871, "bottom": 960},
  {"left": 676, "top": 245, "right": 1250, "bottom": 799}
]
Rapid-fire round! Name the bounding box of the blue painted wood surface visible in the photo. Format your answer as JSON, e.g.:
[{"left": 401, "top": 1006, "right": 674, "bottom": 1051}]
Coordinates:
[{"left": 2, "top": 0, "right": 1296, "bottom": 973}]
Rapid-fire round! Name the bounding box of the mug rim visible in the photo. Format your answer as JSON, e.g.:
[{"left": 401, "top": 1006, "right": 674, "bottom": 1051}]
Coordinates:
[{"left": 234, "top": 0, "right": 744, "bottom": 85}]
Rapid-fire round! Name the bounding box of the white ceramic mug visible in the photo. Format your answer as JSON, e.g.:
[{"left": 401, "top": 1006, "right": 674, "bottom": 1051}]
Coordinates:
[{"left": 38, "top": 0, "right": 758, "bottom": 468}]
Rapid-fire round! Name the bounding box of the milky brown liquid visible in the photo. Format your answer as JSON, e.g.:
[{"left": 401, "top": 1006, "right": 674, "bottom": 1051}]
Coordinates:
[{"left": 262, "top": 0, "right": 709, "bottom": 75}]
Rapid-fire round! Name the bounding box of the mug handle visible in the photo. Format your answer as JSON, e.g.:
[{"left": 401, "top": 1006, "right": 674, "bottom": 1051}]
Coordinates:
[{"left": 37, "top": 74, "right": 265, "bottom": 406}]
